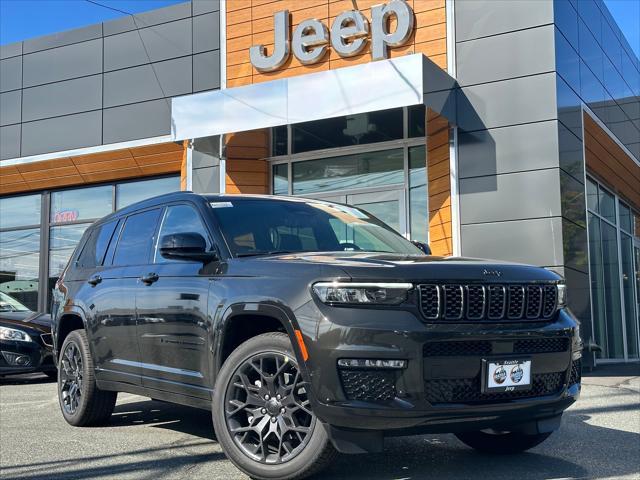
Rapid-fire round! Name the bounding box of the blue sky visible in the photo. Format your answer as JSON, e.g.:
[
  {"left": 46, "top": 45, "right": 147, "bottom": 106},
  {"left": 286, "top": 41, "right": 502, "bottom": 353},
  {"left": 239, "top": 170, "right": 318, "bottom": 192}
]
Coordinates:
[{"left": 0, "top": 0, "right": 638, "bottom": 58}]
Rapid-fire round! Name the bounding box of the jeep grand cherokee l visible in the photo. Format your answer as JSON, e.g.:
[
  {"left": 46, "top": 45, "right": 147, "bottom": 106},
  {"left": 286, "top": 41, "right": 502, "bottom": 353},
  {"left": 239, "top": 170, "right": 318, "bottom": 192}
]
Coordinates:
[{"left": 51, "top": 193, "right": 581, "bottom": 480}]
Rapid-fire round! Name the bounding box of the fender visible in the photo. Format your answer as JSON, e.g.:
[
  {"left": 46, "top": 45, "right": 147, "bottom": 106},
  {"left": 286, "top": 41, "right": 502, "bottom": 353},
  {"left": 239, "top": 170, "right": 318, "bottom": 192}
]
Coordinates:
[
  {"left": 211, "top": 301, "right": 313, "bottom": 389},
  {"left": 52, "top": 303, "right": 89, "bottom": 359}
]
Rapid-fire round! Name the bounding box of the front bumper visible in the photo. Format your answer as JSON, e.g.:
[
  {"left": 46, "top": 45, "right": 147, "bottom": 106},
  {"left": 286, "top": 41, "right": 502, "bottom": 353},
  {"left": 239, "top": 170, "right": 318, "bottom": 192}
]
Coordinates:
[
  {"left": 302, "top": 306, "right": 581, "bottom": 436},
  {"left": 0, "top": 339, "right": 55, "bottom": 376}
]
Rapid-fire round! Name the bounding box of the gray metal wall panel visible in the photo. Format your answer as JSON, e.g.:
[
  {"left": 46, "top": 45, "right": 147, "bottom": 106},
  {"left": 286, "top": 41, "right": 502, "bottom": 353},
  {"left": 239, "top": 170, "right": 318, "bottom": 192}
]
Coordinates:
[
  {"left": 460, "top": 169, "right": 562, "bottom": 225},
  {"left": 103, "top": 2, "right": 191, "bottom": 36},
  {"left": 0, "top": 56, "right": 22, "bottom": 93},
  {"left": 0, "top": 124, "right": 21, "bottom": 159},
  {"left": 103, "top": 99, "right": 171, "bottom": 144},
  {"left": 0, "top": 90, "right": 22, "bottom": 126},
  {"left": 22, "top": 75, "right": 103, "bottom": 122},
  {"left": 0, "top": 42, "right": 22, "bottom": 60},
  {"left": 192, "top": 166, "right": 221, "bottom": 193},
  {"left": 458, "top": 121, "right": 560, "bottom": 178},
  {"left": 104, "top": 19, "right": 192, "bottom": 71},
  {"left": 455, "top": 0, "right": 554, "bottom": 42},
  {"left": 460, "top": 217, "right": 564, "bottom": 266},
  {"left": 22, "top": 39, "right": 103, "bottom": 88},
  {"left": 456, "top": 25, "right": 556, "bottom": 86},
  {"left": 193, "top": 50, "right": 221, "bottom": 92},
  {"left": 457, "top": 73, "right": 558, "bottom": 132},
  {"left": 192, "top": 0, "right": 220, "bottom": 15},
  {"left": 103, "top": 57, "right": 192, "bottom": 108},
  {"left": 23, "top": 24, "right": 102, "bottom": 54},
  {"left": 193, "top": 12, "right": 220, "bottom": 53},
  {"left": 21, "top": 111, "right": 102, "bottom": 156}
]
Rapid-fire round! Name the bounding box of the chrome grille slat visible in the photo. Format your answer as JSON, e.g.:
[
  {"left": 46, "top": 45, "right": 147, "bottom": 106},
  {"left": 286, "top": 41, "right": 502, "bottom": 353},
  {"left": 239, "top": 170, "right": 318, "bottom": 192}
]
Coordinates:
[{"left": 418, "top": 283, "right": 557, "bottom": 322}]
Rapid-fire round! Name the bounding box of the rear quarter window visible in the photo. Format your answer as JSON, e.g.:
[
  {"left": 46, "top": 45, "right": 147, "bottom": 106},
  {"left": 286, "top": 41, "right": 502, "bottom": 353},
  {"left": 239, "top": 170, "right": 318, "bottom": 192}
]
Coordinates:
[{"left": 76, "top": 220, "right": 119, "bottom": 269}]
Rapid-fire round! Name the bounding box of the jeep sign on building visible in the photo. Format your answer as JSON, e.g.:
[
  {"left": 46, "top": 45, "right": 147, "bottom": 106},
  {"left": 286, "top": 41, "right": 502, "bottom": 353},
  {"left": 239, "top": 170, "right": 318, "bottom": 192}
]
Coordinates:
[{"left": 1, "top": 0, "right": 639, "bottom": 367}]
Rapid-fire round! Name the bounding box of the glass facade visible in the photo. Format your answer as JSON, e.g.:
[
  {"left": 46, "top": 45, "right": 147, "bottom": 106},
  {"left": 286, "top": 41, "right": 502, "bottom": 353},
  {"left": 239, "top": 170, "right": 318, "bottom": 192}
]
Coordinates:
[
  {"left": 586, "top": 177, "right": 640, "bottom": 360},
  {"left": 0, "top": 175, "right": 179, "bottom": 313},
  {"left": 554, "top": 0, "right": 640, "bottom": 160},
  {"left": 269, "top": 107, "right": 429, "bottom": 242}
]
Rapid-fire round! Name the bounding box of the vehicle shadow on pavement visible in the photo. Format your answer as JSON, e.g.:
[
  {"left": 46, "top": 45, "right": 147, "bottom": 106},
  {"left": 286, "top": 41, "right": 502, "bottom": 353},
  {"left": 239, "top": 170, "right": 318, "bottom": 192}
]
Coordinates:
[{"left": 109, "top": 399, "right": 217, "bottom": 441}]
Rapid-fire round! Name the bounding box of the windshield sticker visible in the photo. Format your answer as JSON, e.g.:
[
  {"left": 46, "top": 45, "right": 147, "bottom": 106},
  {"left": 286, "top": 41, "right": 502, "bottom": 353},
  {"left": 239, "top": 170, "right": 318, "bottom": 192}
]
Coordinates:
[{"left": 209, "top": 202, "right": 234, "bottom": 209}]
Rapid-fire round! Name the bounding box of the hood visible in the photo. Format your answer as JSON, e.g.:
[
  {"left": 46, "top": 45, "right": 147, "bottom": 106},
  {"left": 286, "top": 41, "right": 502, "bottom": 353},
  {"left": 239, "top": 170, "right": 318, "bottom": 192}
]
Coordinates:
[
  {"left": 0, "top": 311, "right": 52, "bottom": 333},
  {"left": 254, "top": 252, "right": 561, "bottom": 283}
]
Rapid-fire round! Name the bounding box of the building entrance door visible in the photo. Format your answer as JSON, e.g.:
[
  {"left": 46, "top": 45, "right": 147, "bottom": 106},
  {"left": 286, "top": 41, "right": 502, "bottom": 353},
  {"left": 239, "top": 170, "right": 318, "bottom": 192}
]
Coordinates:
[{"left": 307, "top": 188, "right": 407, "bottom": 238}]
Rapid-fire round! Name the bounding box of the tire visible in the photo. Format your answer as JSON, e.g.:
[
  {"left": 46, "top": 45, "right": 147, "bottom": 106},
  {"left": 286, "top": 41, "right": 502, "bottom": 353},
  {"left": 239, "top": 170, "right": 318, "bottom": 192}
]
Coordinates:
[
  {"left": 58, "top": 329, "right": 117, "bottom": 427},
  {"left": 455, "top": 429, "right": 553, "bottom": 454},
  {"left": 212, "top": 332, "right": 336, "bottom": 480}
]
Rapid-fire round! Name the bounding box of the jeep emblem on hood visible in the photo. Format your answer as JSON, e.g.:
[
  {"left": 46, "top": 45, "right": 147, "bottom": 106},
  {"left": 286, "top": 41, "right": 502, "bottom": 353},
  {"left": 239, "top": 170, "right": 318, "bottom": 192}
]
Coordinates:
[{"left": 483, "top": 269, "right": 503, "bottom": 277}]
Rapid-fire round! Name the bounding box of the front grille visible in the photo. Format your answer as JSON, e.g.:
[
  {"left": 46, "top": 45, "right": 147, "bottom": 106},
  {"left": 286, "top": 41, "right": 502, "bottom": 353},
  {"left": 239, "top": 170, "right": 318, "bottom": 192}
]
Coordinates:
[
  {"left": 425, "top": 371, "right": 566, "bottom": 404},
  {"left": 418, "top": 283, "right": 558, "bottom": 322},
  {"left": 569, "top": 359, "right": 582, "bottom": 386},
  {"left": 339, "top": 370, "right": 396, "bottom": 402},
  {"left": 423, "top": 337, "right": 570, "bottom": 357}
]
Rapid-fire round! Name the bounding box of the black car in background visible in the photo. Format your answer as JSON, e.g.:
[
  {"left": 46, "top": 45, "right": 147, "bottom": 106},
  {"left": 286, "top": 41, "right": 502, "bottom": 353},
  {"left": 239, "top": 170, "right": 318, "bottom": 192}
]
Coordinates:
[
  {"left": 52, "top": 193, "right": 581, "bottom": 480},
  {"left": 0, "top": 292, "right": 56, "bottom": 379}
]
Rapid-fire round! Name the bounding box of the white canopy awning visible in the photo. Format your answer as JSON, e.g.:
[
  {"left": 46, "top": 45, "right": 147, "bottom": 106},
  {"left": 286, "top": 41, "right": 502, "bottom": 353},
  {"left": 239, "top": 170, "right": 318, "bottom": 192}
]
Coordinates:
[{"left": 171, "top": 53, "right": 457, "bottom": 141}]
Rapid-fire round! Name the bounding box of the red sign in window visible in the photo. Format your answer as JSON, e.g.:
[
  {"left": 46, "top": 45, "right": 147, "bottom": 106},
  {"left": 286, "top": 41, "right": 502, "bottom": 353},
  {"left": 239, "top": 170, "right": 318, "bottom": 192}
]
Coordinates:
[{"left": 53, "top": 210, "right": 79, "bottom": 223}]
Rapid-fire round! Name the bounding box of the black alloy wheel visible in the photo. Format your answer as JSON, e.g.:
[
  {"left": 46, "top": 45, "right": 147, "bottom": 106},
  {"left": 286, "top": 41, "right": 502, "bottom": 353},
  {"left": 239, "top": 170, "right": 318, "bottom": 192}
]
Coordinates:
[
  {"left": 224, "top": 351, "right": 315, "bottom": 464},
  {"left": 60, "top": 341, "right": 83, "bottom": 415}
]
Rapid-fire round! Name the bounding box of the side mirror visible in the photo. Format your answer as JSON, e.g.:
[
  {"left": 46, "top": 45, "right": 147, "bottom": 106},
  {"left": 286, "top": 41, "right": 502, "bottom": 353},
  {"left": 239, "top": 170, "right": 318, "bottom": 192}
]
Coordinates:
[
  {"left": 412, "top": 240, "right": 432, "bottom": 255},
  {"left": 160, "top": 233, "right": 218, "bottom": 262}
]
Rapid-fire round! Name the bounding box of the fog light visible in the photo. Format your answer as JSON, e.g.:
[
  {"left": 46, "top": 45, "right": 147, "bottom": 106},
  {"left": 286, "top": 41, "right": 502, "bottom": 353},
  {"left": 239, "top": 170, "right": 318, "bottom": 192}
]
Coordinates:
[
  {"left": 337, "top": 359, "right": 406, "bottom": 369},
  {"left": 1, "top": 351, "right": 31, "bottom": 366}
]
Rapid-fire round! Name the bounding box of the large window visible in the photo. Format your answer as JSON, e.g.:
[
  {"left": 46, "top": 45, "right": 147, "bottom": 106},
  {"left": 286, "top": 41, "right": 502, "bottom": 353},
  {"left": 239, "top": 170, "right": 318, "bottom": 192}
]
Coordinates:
[
  {"left": 0, "top": 194, "right": 41, "bottom": 311},
  {"left": 586, "top": 177, "right": 640, "bottom": 361},
  {"left": 0, "top": 175, "right": 179, "bottom": 312}
]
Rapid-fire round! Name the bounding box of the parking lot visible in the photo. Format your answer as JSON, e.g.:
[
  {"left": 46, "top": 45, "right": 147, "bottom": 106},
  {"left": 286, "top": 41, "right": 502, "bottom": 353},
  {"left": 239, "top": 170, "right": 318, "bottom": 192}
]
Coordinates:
[{"left": 1, "top": 365, "right": 639, "bottom": 480}]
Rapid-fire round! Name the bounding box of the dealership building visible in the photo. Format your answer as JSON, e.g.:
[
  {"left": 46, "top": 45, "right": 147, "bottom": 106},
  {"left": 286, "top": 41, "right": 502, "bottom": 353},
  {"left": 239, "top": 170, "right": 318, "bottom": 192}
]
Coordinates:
[{"left": 0, "top": 0, "right": 638, "bottom": 366}]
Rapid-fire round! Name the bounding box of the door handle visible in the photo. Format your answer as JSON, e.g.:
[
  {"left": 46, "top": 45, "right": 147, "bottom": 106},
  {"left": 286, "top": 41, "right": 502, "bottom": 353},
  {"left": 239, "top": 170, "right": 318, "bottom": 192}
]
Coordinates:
[
  {"left": 87, "top": 275, "right": 102, "bottom": 287},
  {"left": 141, "top": 272, "right": 159, "bottom": 285}
]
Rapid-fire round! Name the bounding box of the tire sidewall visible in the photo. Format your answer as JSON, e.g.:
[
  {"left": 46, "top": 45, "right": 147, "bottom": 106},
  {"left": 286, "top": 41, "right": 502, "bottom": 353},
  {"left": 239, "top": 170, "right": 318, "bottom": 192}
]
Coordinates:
[
  {"left": 212, "top": 333, "right": 330, "bottom": 480},
  {"left": 58, "top": 330, "right": 90, "bottom": 426}
]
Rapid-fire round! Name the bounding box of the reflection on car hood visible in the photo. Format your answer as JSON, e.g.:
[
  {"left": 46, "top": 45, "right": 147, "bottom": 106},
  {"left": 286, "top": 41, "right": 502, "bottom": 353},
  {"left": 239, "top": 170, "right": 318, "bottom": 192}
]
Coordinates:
[
  {"left": 254, "top": 251, "right": 561, "bottom": 282},
  {"left": 0, "top": 311, "right": 52, "bottom": 333}
]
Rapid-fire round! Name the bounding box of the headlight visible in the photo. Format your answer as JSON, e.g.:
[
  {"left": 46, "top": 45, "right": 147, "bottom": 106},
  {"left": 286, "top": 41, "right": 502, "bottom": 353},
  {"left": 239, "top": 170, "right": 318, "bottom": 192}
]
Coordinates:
[
  {"left": 0, "top": 326, "right": 33, "bottom": 342},
  {"left": 557, "top": 283, "right": 567, "bottom": 308},
  {"left": 313, "top": 282, "right": 413, "bottom": 305}
]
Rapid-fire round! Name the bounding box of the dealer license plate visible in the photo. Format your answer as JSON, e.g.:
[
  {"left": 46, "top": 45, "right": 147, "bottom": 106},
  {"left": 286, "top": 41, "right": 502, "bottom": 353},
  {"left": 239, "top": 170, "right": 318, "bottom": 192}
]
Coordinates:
[{"left": 484, "top": 359, "right": 532, "bottom": 393}]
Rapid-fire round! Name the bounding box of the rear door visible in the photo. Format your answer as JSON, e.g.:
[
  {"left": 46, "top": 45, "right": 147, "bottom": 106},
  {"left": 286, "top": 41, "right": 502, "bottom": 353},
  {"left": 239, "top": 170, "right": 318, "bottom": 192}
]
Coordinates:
[
  {"left": 135, "top": 202, "right": 214, "bottom": 398},
  {"left": 93, "top": 208, "right": 162, "bottom": 385}
]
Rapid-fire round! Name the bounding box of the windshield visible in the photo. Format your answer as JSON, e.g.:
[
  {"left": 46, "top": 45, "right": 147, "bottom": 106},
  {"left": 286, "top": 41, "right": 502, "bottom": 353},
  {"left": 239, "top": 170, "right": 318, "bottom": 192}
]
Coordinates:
[
  {"left": 0, "top": 291, "right": 31, "bottom": 312},
  {"left": 209, "top": 199, "right": 423, "bottom": 257}
]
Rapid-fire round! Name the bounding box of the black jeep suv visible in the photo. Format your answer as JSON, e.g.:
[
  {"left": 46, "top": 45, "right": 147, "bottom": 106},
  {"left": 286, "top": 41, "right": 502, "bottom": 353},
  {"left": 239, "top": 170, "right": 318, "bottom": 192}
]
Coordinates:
[{"left": 52, "top": 192, "right": 581, "bottom": 479}]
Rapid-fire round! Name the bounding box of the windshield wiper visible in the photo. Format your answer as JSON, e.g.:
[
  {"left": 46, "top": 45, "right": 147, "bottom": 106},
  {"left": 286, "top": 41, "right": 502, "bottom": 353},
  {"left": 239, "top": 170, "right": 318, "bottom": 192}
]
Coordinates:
[{"left": 235, "top": 250, "right": 296, "bottom": 258}]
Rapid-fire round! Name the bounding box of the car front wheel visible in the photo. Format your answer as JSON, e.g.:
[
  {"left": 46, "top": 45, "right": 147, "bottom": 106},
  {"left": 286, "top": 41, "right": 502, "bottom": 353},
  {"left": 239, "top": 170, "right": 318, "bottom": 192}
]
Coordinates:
[
  {"left": 212, "top": 332, "right": 336, "bottom": 480},
  {"left": 455, "top": 429, "right": 553, "bottom": 454}
]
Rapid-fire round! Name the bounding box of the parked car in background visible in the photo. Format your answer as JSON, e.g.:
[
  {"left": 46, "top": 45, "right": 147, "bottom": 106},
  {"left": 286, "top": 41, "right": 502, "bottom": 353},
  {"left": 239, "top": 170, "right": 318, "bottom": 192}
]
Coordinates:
[
  {"left": 0, "top": 292, "right": 56, "bottom": 379},
  {"left": 52, "top": 193, "right": 581, "bottom": 480}
]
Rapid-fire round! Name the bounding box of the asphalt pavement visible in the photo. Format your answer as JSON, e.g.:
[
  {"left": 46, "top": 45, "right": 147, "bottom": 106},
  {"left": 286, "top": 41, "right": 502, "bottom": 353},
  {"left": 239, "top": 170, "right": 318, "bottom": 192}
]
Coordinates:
[{"left": 1, "top": 364, "right": 638, "bottom": 480}]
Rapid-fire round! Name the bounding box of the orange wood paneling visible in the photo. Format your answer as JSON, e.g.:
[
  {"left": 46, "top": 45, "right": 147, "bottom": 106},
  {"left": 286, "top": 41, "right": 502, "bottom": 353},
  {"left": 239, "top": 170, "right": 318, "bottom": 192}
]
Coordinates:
[
  {"left": 426, "top": 109, "right": 452, "bottom": 256},
  {"left": 226, "top": 0, "right": 447, "bottom": 85},
  {"left": 225, "top": 129, "right": 270, "bottom": 194},
  {"left": 0, "top": 142, "right": 185, "bottom": 196},
  {"left": 584, "top": 113, "right": 640, "bottom": 210}
]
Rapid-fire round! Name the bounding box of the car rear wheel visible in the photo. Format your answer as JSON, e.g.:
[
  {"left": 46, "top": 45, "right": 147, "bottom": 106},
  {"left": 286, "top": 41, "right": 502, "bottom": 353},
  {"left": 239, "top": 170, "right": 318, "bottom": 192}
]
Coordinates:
[
  {"left": 455, "top": 429, "right": 552, "bottom": 454},
  {"left": 58, "top": 329, "right": 117, "bottom": 426},
  {"left": 212, "top": 332, "right": 336, "bottom": 480}
]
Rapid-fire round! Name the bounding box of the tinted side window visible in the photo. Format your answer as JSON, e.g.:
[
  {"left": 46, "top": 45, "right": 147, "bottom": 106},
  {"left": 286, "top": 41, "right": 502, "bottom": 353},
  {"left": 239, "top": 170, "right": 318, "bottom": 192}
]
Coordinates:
[
  {"left": 77, "top": 220, "right": 118, "bottom": 269},
  {"left": 154, "top": 204, "right": 210, "bottom": 263},
  {"left": 113, "top": 209, "right": 161, "bottom": 266}
]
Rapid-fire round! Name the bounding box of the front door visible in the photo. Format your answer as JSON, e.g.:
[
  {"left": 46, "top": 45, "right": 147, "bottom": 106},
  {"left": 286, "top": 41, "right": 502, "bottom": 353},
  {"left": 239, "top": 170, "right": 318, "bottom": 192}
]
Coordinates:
[{"left": 135, "top": 203, "right": 213, "bottom": 399}]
